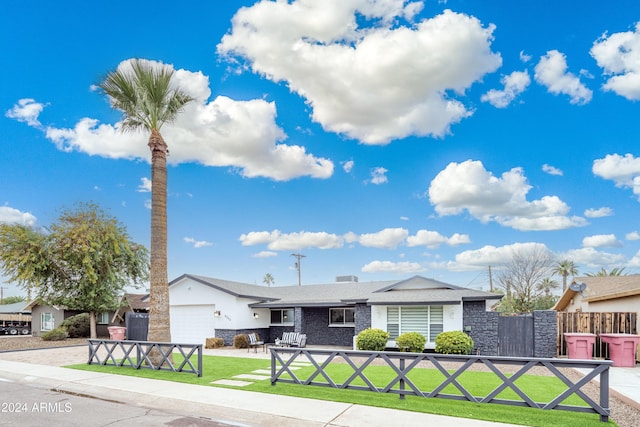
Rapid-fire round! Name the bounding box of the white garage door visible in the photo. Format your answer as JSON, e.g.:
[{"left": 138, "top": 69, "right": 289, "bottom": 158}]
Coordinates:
[{"left": 170, "top": 305, "right": 215, "bottom": 345}]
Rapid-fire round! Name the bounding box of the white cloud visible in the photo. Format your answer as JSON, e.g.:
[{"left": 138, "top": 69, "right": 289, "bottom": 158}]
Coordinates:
[
  {"left": 239, "top": 229, "right": 343, "bottom": 250},
  {"left": 406, "top": 229, "right": 470, "bottom": 248},
  {"left": 0, "top": 206, "right": 37, "bottom": 226},
  {"left": 5, "top": 98, "right": 46, "bottom": 127},
  {"left": 184, "top": 237, "right": 213, "bottom": 248},
  {"left": 342, "top": 160, "right": 354, "bottom": 173},
  {"left": 428, "top": 160, "right": 586, "bottom": 231},
  {"left": 137, "top": 177, "right": 152, "bottom": 192},
  {"left": 593, "top": 153, "right": 640, "bottom": 199},
  {"left": 218, "top": 4, "right": 501, "bottom": 144},
  {"left": 369, "top": 167, "right": 388, "bottom": 185},
  {"left": 481, "top": 70, "right": 530, "bottom": 108},
  {"left": 584, "top": 207, "right": 613, "bottom": 218},
  {"left": 361, "top": 260, "right": 425, "bottom": 274},
  {"left": 534, "top": 50, "right": 592, "bottom": 105},
  {"left": 7, "top": 60, "right": 333, "bottom": 182},
  {"left": 448, "top": 242, "right": 551, "bottom": 272},
  {"left": 626, "top": 231, "right": 640, "bottom": 240},
  {"left": 519, "top": 51, "right": 532, "bottom": 63},
  {"left": 591, "top": 22, "right": 640, "bottom": 100},
  {"left": 561, "top": 247, "right": 626, "bottom": 268},
  {"left": 252, "top": 251, "right": 278, "bottom": 258},
  {"left": 582, "top": 234, "right": 622, "bottom": 248},
  {"left": 542, "top": 164, "right": 563, "bottom": 176},
  {"left": 357, "top": 228, "right": 408, "bottom": 249}
]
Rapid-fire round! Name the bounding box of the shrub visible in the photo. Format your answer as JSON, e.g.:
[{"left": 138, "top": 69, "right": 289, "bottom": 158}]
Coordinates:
[
  {"left": 233, "top": 334, "right": 249, "bottom": 349},
  {"left": 206, "top": 337, "right": 224, "bottom": 349},
  {"left": 41, "top": 327, "right": 68, "bottom": 341},
  {"left": 435, "top": 331, "right": 474, "bottom": 355},
  {"left": 60, "top": 313, "right": 90, "bottom": 338},
  {"left": 396, "top": 332, "right": 426, "bottom": 353},
  {"left": 356, "top": 328, "right": 390, "bottom": 351}
]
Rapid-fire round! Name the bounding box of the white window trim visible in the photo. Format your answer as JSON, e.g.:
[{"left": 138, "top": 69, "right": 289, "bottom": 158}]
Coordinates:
[
  {"left": 41, "top": 312, "right": 54, "bottom": 331},
  {"left": 329, "top": 307, "right": 355, "bottom": 327},
  {"left": 270, "top": 308, "right": 295, "bottom": 326},
  {"left": 386, "top": 305, "right": 444, "bottom": 342}
]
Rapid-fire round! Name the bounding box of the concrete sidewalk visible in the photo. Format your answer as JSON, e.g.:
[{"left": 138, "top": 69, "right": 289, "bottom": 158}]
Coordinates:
[{"left": 0, "top": 345, "right": 636, "bottom": 426}]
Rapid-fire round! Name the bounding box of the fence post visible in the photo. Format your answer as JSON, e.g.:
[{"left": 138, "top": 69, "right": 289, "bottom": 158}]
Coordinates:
[
  {"left": 599, "top": 366, "right": 610, "bottom": 423},
  {"left": 399, "top": 358, "right": 405, "bottom": 400}
]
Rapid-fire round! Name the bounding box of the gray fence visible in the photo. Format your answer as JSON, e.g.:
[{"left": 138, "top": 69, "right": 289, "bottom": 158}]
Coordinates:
[
  {"left": 87, "top": 339, "right": 203, "bottom": 377},
  {"left": 270, "top": 347, "right": 611, "bottom": 422}
]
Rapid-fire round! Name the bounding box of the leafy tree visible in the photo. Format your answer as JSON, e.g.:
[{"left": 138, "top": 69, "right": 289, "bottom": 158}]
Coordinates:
[
  {"left": 0, "top": 295, "right": 26, "bottom": 305},
  {"left": 552, "top": 259, "right": 578, "bottom": 292},
  {"left": 263, "top": 273, "right": 275, "bottom": 287},
  {"left": 585, "top": 267, "right": 628, "bottom": 277},
  {"left": 496, "top": 246, "right": 554, "bottom": 313},
  {"left": 98, "top": 59, "right": 194, "bottom": 345},
  {"left": 0, "top": 203, "right": 149, "bottom": 338}
]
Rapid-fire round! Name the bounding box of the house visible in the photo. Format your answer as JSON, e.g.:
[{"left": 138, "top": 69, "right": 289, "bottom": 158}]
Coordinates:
[
  {"left": 23, "top": 299, "right": 132, "bottom": 337},
  {"left": 553, "top": 275, "right": 640, "bottom": 332},
  {"left": 168, "top": 274, "right": 502, "bottom": 349}
]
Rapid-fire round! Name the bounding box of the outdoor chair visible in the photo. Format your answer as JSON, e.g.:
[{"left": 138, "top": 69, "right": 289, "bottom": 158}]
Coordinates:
[
  {"left": 247, "top": 332, "right": 264, "bottom": 352},
  {"left": 275, "top": 332, "right": 306, "bottom": 348}
]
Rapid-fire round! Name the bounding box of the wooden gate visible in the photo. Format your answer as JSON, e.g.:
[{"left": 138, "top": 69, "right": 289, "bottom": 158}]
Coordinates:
[{"left": 498, "top": 315, "right": 534, "bottom": 357}]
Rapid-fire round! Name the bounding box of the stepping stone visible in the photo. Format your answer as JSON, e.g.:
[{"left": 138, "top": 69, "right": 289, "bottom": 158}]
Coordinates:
[
  {"left": 253, "top": 367, "right": 300, "bottom": 375},
  {"left": 235, "top": 374, "right": 270, "bottom": 380},
  {"left": 211, "top": 379, "right": 253, "bottom": 387}
]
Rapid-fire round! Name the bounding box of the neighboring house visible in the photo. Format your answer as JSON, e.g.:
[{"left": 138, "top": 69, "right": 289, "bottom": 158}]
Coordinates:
[
  {"left": 111, "top": 293, "right": 150, "bottom": 325},
  {"left": 553, "top": 276, "right": 640, "bottom": 332},
  {"left": 23, "top": 300, "right": 116, "bottom": 337},
  {"left": 168, "top": 274, "right": 502, "bottom": 350}
]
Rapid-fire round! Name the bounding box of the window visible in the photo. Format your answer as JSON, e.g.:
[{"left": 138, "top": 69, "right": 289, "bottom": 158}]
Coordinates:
[
  {"left": 386, "top": 306, "right": 444, "bottom": 342},
  {"left": 329, "top": 307, "right": 355, "bottom": 326},
  {"left": 41, "top": 312, "right": 54, "bottom": 331},
  {"left": 97, "top": 312, "right": 110, "bottom": 324},
  {"left": 270, "top": 308, "right": 294, "bottom": 325}
]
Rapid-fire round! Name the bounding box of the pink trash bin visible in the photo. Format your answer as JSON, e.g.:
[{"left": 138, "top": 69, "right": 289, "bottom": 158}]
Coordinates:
[
  {"left": 108, "top": 326, "right": 126, "bottom": 340},
  {"left": 564, "top": 333, "right": 596, "bottom": 359},
  {"left": 600, "top": 334, "right": 640, "bottom": 367}
]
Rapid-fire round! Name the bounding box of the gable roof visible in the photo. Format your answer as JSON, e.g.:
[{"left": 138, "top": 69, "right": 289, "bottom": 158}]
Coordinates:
[
  {"left": 553, "top": 276, "right": 640, "bottom": 310},
  {"left": 173, "top": 273, "right": 501, "bottom": 307}
]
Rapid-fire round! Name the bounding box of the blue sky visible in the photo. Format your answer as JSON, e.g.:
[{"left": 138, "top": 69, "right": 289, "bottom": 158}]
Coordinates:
[{"left": 2, "top": 0, "right": 640, "bottom": 296}]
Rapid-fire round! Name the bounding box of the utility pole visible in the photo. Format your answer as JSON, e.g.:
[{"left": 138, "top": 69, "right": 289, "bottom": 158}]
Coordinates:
[
  {"left": 488, "top": 266, "right": 494, "bottom": 292},
  {"left": 291, "top": 253, "right": 306, "bottom": 286},
  {"left": 0, "top": 286, "right": 6, "bottom": 304}
]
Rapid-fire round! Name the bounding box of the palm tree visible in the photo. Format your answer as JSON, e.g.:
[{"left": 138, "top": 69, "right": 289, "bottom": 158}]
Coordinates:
[
  {"left": 263, "top": 273, "right": 275, "bottom": 287},
  {"left": 585, "top": 267, "right": 628, "bottom": 277},
  {"left": 99, "top": 59, "right": 193, "bottom": 345},
  {"left": 552, "top": 259, "right": 578, "bottom": 292},
  {"left": 536, "top": 277, "right": 560, "bottom": 297}
]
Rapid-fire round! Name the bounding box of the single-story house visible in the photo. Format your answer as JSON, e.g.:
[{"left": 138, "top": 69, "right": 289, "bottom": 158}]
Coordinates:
[
  {"left": 23, "top": 296, "right": 145, "bottom": 337},
  {"left": 168, "top": 274, "right": 502, "bottom": 350},
  {"left": 553, "top": 275, "right": 640, "bottom": 332}
]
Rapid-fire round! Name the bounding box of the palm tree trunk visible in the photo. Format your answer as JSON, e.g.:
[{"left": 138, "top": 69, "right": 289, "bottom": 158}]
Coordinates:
[{"left": 147, "top": 130, "right": 172, "bottom": 364}]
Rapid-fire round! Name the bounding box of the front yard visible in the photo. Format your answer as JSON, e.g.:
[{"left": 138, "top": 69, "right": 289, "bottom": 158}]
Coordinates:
[{"left": 69, "top": 353, "right": 616, "bottom": 427}]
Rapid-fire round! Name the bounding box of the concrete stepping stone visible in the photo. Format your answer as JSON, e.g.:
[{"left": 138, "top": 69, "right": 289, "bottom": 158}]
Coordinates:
[{"left": 234, "top": 374, "right": 270, "bottom": 380}]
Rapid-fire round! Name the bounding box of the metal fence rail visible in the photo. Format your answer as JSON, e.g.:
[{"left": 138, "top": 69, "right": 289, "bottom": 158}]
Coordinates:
[
  {"left": 270, "top": 348, "right": 611, "bottom": 422},
  {"left": 87, "top": 339, "right": 203, "bottom": 377}
]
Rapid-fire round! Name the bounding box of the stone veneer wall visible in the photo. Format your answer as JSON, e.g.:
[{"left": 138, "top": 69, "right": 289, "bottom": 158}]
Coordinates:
[
  {"left": 354, "top": 303, "right": 371, "bottom": 335},
  {"left": 463, "top": 301, "right": 499, "bottom": 356},
  {"left": 533, "top": 310, "right": 557, "bottom": 358},
  {"left": 463, "top": 302, "right": 558, "bottom": 357},
  {"left": 301, "top": 307, "right": 354, "bottom": 346}
]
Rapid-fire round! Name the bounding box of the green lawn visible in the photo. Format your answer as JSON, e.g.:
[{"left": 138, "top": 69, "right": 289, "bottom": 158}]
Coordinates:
[{"left": 68, "top": 355, "right": 616, "bottom": 427}]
